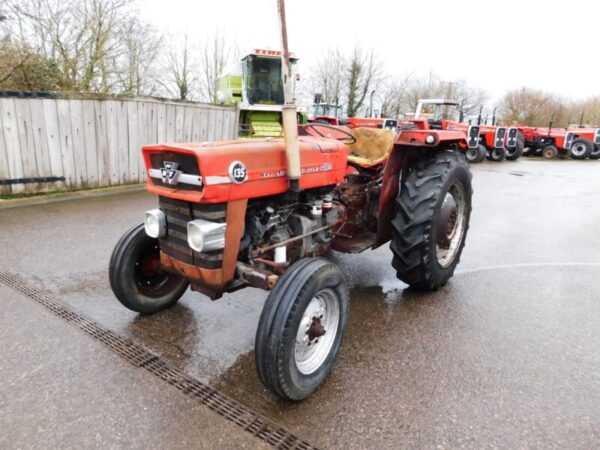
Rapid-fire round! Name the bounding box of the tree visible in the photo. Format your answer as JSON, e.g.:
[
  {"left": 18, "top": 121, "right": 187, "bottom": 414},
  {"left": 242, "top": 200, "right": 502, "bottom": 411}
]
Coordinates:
[
  {"left": 498, "top": 87, "right": 569, "bottom": 127},
  {"left": 310, "top": 48, "right": 345, "bottom": 106},
  {"left": 379, "top": 74, "right": 413, "bottom": 118},
  {"left": 345, "top": 45, "right": 382, "bottom": 117},
  {"left": 162, "top": 35, "right": 195, "bottom": 101},
  {"left": 199, "top": 31, "right": 232, "bottom": 104},
  {"left": 0, "top": 39, "right": 63, "bottom": 91},
  {"left": 3, "top": 0, "right": 162, "bottom": 94}
]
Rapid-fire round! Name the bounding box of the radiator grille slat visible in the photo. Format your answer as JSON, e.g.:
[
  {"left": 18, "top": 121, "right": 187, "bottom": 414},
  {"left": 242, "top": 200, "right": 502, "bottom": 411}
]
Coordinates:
[{"left": 158, "top": 197, "right": 226, "bottom": 269}]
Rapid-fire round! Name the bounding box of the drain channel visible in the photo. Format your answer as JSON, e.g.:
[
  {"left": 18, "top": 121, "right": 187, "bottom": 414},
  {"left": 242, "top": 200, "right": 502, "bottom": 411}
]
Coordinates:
[{"left": 0, "top": 271, "right": 319, "bottom": 450}]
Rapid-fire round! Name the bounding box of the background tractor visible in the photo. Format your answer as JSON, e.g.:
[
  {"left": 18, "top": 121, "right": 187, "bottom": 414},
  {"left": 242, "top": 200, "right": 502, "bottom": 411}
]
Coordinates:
[
  {"left": 518, "top": 122, "right": 575, "bottom": 159},
  {"left": 216, "top": 49, "right": 305, "bottom": 137},
  {"left": 408, "top": 99, "right": 521, "bottom": 163},
  {"left": 568, "top": 126, "right": 600, "bottom": 159},
  {"left": 308, "top": 95, "right": 399, "bottom": 131}
]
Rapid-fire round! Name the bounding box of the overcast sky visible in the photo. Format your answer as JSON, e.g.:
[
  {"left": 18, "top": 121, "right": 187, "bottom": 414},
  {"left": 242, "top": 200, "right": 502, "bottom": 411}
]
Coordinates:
[{"left": 139, "top": 0, "right": 599, "bottom": 103}]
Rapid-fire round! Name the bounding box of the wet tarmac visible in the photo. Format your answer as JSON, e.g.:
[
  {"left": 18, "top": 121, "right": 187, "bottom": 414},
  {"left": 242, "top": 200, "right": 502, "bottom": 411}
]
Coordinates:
[{"left": 1, "top": 158, "right": 599, "bottom": 448}]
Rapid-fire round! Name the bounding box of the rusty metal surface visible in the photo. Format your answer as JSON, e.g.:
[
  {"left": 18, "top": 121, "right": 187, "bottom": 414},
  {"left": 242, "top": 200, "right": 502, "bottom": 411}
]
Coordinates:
[{"left": 374, "top": 148, "right": 407, "bottom": 248}]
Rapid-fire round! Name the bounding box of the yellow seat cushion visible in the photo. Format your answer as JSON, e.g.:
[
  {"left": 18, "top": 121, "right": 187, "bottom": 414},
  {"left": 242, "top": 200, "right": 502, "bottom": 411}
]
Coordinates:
[{"left": 347, "top": 128, "right": 396, "bottom": 167}]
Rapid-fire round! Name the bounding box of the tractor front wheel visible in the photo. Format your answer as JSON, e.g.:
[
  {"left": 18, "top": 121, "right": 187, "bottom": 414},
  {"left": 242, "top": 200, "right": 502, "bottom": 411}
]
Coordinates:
[
  {"left": 255, "top": 258, "right": 348, "bottom": 401},
  {"left": 391, "top": 151, "right": 472, "bottom": 291},
  {"left": 465, "top": 146, "right": 480, "bottom": 164},
  {"left": 487, "top": 147, "right": 506, "bottom": 162},
  {"left": 570, "top": 138, "right": 593, "bottom": 160},
  {"left": 543, "top": 145, "right": 558, "bottom": 160},
  {"left": 109, "top": 224, "right": 189, "bottom": 314}
]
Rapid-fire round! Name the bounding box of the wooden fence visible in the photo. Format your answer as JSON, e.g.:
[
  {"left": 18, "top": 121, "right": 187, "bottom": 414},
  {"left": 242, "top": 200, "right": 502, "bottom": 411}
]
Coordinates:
[{"left": 0, "top": 94, "right": 238, "bottom": 195}]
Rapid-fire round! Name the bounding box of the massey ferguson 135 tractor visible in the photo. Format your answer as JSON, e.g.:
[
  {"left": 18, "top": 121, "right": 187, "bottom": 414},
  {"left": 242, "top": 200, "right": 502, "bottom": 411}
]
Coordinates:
[{"left": 108, "top": 0, "right": 479, "bottom": 401}]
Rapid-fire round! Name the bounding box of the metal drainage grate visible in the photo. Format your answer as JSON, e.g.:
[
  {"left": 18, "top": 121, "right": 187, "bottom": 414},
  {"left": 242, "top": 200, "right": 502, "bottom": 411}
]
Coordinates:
[{"left": 0, "top": 271, "right": 319, "bottom": 450}]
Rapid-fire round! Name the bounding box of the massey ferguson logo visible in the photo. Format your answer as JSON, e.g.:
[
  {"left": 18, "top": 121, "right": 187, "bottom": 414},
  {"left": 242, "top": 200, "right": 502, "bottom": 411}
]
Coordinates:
[{"left": 160, "top": 161, "right": 182, "bottom": 185}]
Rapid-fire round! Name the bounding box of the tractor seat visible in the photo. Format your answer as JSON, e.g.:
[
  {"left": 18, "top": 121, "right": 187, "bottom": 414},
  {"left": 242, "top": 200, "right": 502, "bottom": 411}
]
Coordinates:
[{"left": 347, "top": 127, "right": 396, "bottom": 168}]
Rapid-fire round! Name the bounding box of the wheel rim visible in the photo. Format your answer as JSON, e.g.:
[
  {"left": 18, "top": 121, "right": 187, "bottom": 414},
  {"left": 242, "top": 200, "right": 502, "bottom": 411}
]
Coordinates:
[
  {"left": 466, "top": 148, "right": 477, "bottom": 161},
  {"left": 294, "top": 288, "right": 340, "bottom": 375},
  {"left": 436, "top": 181, "right": 467, "bottom": 268},
  {"left": 572, "top": 143, "right": 586, "bottom": 156},
  {"left": 134, "top": 242, "right": 170, "bottom": 295}
]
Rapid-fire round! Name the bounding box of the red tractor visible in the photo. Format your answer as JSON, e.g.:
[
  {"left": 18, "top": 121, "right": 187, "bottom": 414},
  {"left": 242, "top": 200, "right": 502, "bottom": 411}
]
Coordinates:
[
  {"left": 109, "top": 122, "right": 478, "bottom": 401},
  {"left": 308, "top": 96, "right": 398, "bottom": 131},
  {"left": 408, "top": 99, "right": 521, "bottom": 163},
  {"left": 108, "top": 1, "right": 479, "bottom": 401},
  {"left": 568, "top": 126, "right": 600, "bottom": 160},
  {"left": 518, "top": 123, "right": 576, "bottom": 159}
]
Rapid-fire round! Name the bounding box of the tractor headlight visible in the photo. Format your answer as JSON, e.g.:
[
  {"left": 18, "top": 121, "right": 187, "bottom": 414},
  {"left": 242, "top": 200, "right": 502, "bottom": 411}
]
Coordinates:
[
  {"left": 187, "top": 219, "right": 227, "bottom": 253},
  {"left": 144, "top": 209, "right": 166, "bottom": 238},
  {"left": 426, "top": 134, "right": 436, "bottom": 144}
]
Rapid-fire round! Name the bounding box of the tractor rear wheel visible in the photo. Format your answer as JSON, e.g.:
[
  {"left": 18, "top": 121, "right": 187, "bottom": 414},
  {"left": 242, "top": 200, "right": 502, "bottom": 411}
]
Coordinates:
[
  {"left": 255, "top": 258, "right": 348, "bottom": 401},
  {"left": 505, "top": 132, "right": 525, "bottom": 161},
  {"left": 542, "top": 145, "right": 558, "bottom": 160},
  {"left": 487, "top": 147, "right": 506, "bottom": 162},
  {"left": 109, "top": 224, "right": 189, "bottom": 314},
  {"left": 570, "top": 138, "right": 593, "bottom": 160},
  {"left": 589, "top": 145, "right": 600, "bottom": 160},
  {"left": 391, "top": 151, "right": 472, "bottom": 291}
]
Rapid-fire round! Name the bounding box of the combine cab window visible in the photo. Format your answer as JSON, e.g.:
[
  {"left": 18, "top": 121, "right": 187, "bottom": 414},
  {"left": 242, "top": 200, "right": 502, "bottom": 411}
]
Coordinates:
[{"left": 244, "top": 56, "right": 284, "bottom": 105}]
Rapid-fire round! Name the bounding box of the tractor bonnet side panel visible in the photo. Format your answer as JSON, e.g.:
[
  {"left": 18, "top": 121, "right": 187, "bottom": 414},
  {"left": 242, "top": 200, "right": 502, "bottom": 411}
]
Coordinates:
[{"left": 142, "top": 137, "right": 348, "bottom": 203}]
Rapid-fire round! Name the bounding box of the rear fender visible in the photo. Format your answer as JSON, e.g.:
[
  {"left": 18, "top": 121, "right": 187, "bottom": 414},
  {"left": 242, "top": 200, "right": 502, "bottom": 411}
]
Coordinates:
[{"left": 373, "top": 130, "right": 469, "bottom": 248}]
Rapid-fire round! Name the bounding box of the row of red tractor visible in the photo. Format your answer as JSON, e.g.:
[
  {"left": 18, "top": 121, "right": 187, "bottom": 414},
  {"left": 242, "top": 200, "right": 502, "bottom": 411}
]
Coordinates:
[{"left": 308, "top": 99, "right": 600, "bottom": 163}]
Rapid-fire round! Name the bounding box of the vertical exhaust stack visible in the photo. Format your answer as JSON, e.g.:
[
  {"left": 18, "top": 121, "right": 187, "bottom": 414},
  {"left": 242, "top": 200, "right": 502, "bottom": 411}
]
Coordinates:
[{"left": 277, "top": 0, "right": 301, "bottom": 192}]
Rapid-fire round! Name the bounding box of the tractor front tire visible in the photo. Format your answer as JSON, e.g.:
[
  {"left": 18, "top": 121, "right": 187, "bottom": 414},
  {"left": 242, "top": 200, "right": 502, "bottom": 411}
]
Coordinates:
[
  {"left": 109, "top": 224, "right": 189, "bottom": 314},
  {"left": 487, "top": 147, "right": 506, "bottom": 162},
  {"left": 590, "top": 145, "right": 600, "bottom": 160},
  {"left": 255, "top": 258, "right": 348, "bottom": 401},
  {"left": 465, "top": 146, "right": 480, "bottom": 164},
  {"left": 475, "top": 144, "right": 487, "bottom": 163},
  {"left": 570, "top": 138, "right": 593, "bottom": 160},
  {"left": 542, "top": 145, "right": 558, "bottom": 160},
  {"left": 391, "top": 151, "right": 472, "bottom": 291},
  {"left": 505, "top": 132, "right": 525, "bottom": 161}
]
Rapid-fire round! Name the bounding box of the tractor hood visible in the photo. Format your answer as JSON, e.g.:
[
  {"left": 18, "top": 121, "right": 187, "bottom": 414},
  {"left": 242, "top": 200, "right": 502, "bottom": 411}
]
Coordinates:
[{"left": 142, "top": 137, "right": 348, "bottom": 204}]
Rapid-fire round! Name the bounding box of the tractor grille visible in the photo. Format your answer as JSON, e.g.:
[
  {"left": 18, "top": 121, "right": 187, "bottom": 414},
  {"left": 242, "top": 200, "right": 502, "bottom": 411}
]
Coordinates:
[
  {"left": 158, "top": 197, "right": 226, "bottom": 269},
  {"left": 495, "top": 127, "right": 507, "bottom": 148},
  {"left": 467, "top": 126, "right": 480, "bottom": 148},
  {"left": 149, "top": 152, "right": 201, "bottom": 191},
  {"left": 506, "top": 128, "right": 519, "bottom": 148},
  {"left": 594, "top": 129, "right": 600, "bottom": 145},
  {"left": 564, "top": 132, "right": 575, "bottom": 150}
]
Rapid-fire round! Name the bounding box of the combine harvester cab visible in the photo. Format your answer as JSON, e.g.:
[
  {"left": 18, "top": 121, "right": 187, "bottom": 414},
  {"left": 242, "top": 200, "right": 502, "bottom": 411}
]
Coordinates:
[{"left": 216, "top": 49, "right": 304, "bottom": 138}]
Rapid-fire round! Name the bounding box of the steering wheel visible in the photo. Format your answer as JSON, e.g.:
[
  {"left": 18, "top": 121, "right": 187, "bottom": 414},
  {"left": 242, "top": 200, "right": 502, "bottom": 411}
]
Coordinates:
[{"left": 303, "top": 123, "right": 357, "bottom": 145}]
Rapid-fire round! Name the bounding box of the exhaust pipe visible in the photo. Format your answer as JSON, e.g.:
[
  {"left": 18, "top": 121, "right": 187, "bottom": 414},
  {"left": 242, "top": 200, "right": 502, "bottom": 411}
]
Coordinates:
[{"left": 277, "top": 0, "right": 301, "bottom": 192}]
